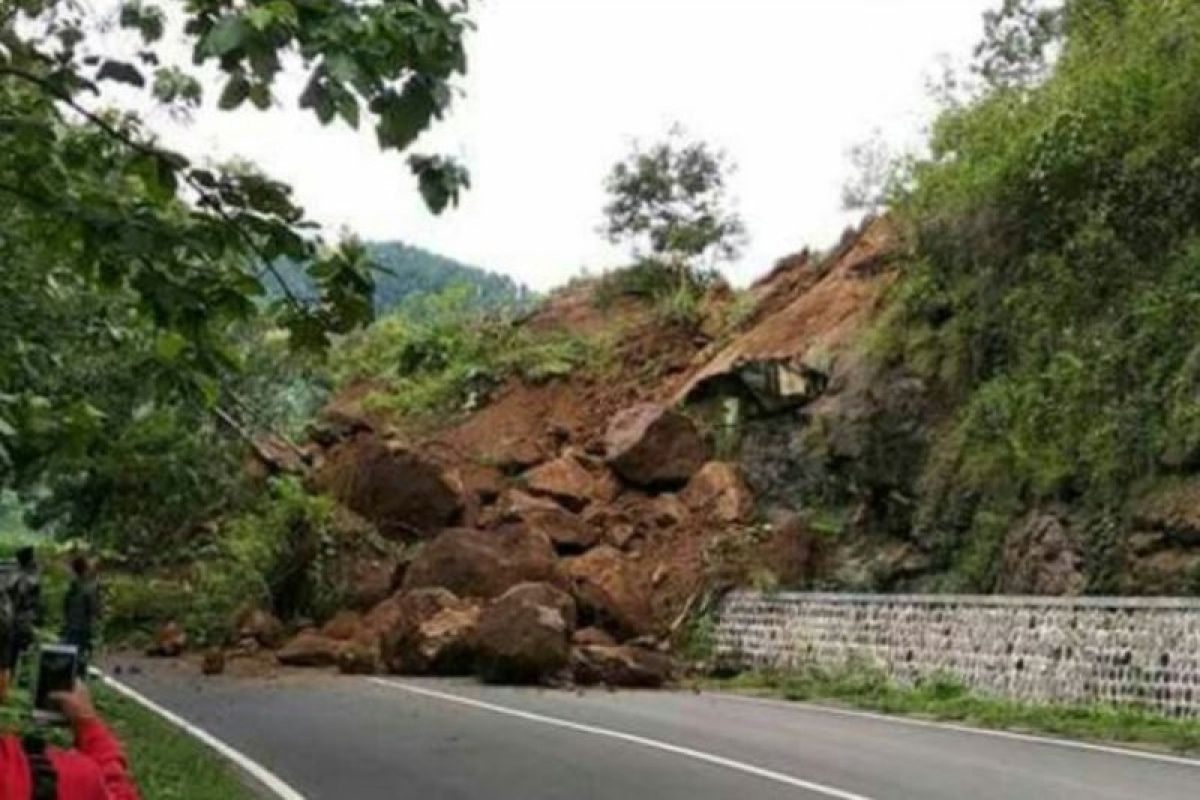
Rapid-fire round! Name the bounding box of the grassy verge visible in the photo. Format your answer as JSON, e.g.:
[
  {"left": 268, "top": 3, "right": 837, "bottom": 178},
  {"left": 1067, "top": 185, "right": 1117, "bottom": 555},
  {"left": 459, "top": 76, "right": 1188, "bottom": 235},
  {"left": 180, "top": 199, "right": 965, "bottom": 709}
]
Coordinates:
[
  {"left": 699, "top": 666, "right": 1200, "bottom": 755},
  {"left": 0, "top": 670, "right": 258, "bottom": 800}
]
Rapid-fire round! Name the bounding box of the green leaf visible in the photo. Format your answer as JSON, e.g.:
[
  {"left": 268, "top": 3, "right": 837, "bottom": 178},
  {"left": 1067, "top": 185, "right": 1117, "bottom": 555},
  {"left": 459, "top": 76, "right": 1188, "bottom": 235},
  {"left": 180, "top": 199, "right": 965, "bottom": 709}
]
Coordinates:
[
  {"left": 218, "top": 74, "right": 251, "bottom": 110},
  {"left": 373, "top": 79, "right": 439, "bottom": 151},
  {"left": 202, "top": 16, "right": 251, "bottom": 57},
  {"left": 249, "top": 83, "right": 272, "bottom": 110},
  {"left": 335, "top": 93, "right": 359, "bottom": 129},
  {"left": 154, "top": 331, "right": 188, "bottom": 362},
  {"left": 96, "top": 59, "right": 146, "bottom": 88}
]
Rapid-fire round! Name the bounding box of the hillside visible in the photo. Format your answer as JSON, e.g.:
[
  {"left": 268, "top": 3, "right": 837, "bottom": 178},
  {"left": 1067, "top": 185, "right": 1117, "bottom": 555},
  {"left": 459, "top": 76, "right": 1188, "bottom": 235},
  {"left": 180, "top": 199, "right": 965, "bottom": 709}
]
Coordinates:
[
  {"left": 62, "top": 1, "right": 1200, "bottom": 687},
  {"left": 274, "top": 242, "right": 532, "bottom": 315}
]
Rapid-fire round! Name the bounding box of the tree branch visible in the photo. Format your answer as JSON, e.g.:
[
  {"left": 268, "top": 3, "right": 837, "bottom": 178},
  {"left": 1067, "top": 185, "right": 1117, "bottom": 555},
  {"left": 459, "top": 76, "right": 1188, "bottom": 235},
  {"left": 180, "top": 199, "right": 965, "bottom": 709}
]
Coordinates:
[{"left": 0, "top": 65, "right": 307, "bottom": 311}]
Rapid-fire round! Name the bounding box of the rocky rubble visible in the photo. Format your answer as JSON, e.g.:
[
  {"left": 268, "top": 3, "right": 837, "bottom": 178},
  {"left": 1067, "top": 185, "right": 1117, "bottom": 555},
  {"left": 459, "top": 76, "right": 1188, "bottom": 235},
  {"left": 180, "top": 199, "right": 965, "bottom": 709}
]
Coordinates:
[{"left": 228, "top": 220, "right": 927, "bottom": 687}]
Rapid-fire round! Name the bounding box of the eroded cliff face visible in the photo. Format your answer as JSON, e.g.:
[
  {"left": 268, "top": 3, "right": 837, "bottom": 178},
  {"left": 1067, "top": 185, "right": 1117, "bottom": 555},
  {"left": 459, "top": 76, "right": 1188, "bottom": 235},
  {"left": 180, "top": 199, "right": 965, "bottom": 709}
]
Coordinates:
[{"left": 261, "top": 212, "right": 1200, "bottom": 680}]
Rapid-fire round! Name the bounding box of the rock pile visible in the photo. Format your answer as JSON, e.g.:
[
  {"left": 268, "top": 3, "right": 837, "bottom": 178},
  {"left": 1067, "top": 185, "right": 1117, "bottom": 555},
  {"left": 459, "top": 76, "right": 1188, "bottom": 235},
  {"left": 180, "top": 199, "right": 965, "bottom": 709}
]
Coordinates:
[{"left": 260, "top": 397, "right": 765, "bottom": 686}]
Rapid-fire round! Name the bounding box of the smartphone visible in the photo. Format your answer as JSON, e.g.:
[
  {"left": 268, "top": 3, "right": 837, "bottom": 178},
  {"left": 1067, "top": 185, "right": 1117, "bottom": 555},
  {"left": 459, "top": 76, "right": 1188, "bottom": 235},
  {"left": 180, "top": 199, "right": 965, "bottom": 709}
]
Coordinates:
[{"left": 33, "top": 644, "right": 79, "bottom": 724}]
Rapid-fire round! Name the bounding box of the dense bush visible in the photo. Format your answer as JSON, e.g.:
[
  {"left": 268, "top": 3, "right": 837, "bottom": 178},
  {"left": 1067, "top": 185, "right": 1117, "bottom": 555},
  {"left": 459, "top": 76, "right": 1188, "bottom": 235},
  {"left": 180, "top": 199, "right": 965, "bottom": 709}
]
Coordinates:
[
  {"left": 334, "top": 285, "right": 607, "bottom": 420},
  {"left": 101, "top": 477, "right": 348, "bottom": 646},
  {"left": 881, "top": 0, "right": 1200, "bottom": 584}
]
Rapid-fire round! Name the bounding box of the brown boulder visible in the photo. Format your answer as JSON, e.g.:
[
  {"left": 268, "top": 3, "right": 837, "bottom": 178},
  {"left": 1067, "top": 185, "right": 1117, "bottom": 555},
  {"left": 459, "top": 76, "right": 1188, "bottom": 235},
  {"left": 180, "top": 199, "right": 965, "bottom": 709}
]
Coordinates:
[
  {"left": 402, "top": 527, "right": 557, "bottom": 600},
  {"left": 501, "top": 491, "right": 599, "bottom": 554},
  {"left": 570, "top": 645, "right": 674, "bottom": 688},
  {"left": 496, "top": 582, "right": 577, "bottom": 632},
  {"left": 362, "top": 595, "right": 405, "bottom": 639},
  {"left": 605, "top": 403, "right": 708, "bottom": 488},
  {"left": 681, "top": 462, "right": 755, "bottom": 523},
  {"left": 523, "top": 456, "right": 601, "bottom": 511},
  {"left": 1132, "top": 479, "right": 1200, "bottom": 545},
  {"left": 311, "top": 433, "right": 463, "bottom": 540},
  {"left": 146, "top": 622, "right": 187, "bottom": 658},
  {"left": 474, "top": 584, "right": 573, "bottom": 684},
  {"left": 276, "top": 631, "right": 342, "bottom": 667},
  {"left": 458, "top": 461, "right": 507, "bottom": 504},
  {"left": 201, "top": 649, "right": 226, "bottom": 676},
  {"left": 646, "top": 494, "right": 690, "bottom": 529},
  {"left": 321, "top": 610, "right": 364, "bottom": 642},
  {"left": 234, "top": 608, "right": 283, "bottom": 648},
  {"left": 572, "top": 626, "right": 617, "bottom": 647},
  {"left": 562, "top": 546, "right": 654, "bottom": 638},
  {"left": 999, "top": 511, "right": 1085, "bottom": 596},
  {"left": 382, "top": 588, "right": 480, "bottom": 675},
  {"left": 337, "top": 641, "right": 381, "bottom": 675}
]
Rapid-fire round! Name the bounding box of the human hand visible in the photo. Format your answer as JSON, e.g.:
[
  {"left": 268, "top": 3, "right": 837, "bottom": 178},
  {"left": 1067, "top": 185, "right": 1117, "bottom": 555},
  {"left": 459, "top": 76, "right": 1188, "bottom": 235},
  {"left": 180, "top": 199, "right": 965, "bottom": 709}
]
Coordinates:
[{"left": 50, "top": 683, "right": 98, "bottom": 726}]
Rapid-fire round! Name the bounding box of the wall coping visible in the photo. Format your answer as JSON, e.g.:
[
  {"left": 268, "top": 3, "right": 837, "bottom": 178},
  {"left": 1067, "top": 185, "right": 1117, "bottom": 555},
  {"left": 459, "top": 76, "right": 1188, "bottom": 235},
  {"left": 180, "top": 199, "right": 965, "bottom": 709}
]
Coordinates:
[{"left": 724, "top": 591, "right": 1200, "bottom": 611}]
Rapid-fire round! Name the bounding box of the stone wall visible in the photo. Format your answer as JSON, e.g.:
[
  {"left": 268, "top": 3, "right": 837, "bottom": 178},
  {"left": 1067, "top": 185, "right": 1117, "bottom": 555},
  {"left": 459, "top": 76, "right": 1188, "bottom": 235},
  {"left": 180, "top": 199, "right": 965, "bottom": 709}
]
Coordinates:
[{"left": 713, "top": 592, "right": 1200, "bottom": 717}]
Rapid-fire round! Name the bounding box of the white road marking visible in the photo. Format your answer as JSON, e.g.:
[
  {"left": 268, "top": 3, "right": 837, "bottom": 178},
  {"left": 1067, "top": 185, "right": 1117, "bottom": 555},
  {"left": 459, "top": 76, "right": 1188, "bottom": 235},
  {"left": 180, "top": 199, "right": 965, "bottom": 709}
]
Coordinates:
[
  {"left": 707, "top": 691, "right": 1200, "bottom": 770},
  {"left": 96, "top": 671, "right": 307, "bottom": 800},
  {"left": 368, "top": 678, "right": 875, "bottom": 800}
]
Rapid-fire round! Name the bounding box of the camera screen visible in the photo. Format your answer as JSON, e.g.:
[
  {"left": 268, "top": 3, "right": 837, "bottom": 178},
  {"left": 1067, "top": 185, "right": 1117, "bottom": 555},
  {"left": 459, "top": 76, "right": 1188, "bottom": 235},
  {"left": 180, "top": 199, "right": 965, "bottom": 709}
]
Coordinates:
[{"left": 34, "top": 649, "right": 77, "bottom": 711}]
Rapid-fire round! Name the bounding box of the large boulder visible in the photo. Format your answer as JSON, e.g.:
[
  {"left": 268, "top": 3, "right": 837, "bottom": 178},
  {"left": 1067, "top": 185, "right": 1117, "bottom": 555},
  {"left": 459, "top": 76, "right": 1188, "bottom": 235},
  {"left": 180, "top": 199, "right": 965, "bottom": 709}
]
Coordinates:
[
  {"left": 497, "top": 582, "right": 577, "bottom": 632},
  {"left": 522, "top": 456, "right": 609, "bottom": 511},
  {"left": 562, "top": 546, "right": 654, "bottom": 638},
  {"left": 605, "top": 404, "right": 708, "bottom": 488},
  {"left": 321, "top": 610, "right": 365, "bottom": 642},
  {"left": 381, "top": 588, "right": 480, "bottom": 675},
  {"left": 999, "top": 511, "right": 1085, "bottom": 596},
  {"left": 146, "top": 622, "right": 187, "bottom": 658},
  {"left": 681, "top": 462, "right": 755, "bottom": 524},
  {"left": 570, "top": 645, "right": 674, "bottom": 688},
  {"left": 276, "top": 631, "right": 342, "bottom": 667},
  {"left": 337, "top": 641, "right": 381, "bottom": 675},
  {"left": 474, "top": 583, "right": 573, "bottom": 684},
  {"left": 402, "top": 526, "right": 558, "bottom": 600},
  {"left": 311, "top": 433, "right": 463, "bottom": 540},
  {"left": 233, "top": 608, "right": 284, "bottom": 649},
  {"left": 500, "top": 490, "right": 599, "bottom": 554}
]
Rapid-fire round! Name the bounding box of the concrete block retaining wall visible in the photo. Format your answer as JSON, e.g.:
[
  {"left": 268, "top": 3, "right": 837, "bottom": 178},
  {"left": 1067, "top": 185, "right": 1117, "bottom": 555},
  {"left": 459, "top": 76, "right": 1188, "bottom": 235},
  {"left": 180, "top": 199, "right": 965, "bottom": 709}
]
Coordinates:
[{"left": 713, "top": 592, "right": 1200, "bottom": 718}]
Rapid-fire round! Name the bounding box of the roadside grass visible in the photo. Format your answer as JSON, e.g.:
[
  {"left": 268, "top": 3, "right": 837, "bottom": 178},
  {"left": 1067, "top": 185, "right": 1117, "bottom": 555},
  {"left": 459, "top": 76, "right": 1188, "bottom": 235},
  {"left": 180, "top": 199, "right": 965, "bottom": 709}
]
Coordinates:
[
  {"left": 699, "top": 666, "right": 1200, "bottom": 755},
  {"left": 0, "top": 662, "right": 257, "bottom": 800}
]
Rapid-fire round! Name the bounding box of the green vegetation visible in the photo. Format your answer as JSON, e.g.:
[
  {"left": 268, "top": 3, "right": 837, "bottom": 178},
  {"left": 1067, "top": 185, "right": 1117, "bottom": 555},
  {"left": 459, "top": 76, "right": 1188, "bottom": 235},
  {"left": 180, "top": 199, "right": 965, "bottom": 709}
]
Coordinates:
[
  {"left": 335, "top": 285, "right": 609, "bottom": 421},
  {"left": 862, "top": 0, "right": 1200, "bottom": 589},
  {"left": 275, "top": 241, "right": 533, "bottom": 316},
  {"left": 598, "top": 128, "right": 745, "bottom": 328},
  {"left": 0, "top": 491, "right": 32, "bottom": 544},
  {"left": 708, "top": 665, "right": 1200, "bottom": 754},
  {"left": 1, "top": 0, "right": 471, "bottom": 550},
  {"left": 102, "top": 477, "right": 358, "bottom": 647}
]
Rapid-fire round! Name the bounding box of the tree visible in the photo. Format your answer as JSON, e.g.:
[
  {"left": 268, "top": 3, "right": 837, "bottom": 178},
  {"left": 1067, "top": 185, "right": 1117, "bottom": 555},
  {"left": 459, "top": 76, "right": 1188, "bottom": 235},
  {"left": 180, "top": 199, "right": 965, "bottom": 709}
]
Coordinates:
[
  {"left": 0, "top": 0, "right": 473, "bottom": 492},
  {"left": 841, "top": 130, "right": 896, "bottom": 215},
  {"left": 602, "top": 128, "right": 745, "bottom": 284},
  {"left": 973, "top": 0, "right": 1064, "bottom": 90}
]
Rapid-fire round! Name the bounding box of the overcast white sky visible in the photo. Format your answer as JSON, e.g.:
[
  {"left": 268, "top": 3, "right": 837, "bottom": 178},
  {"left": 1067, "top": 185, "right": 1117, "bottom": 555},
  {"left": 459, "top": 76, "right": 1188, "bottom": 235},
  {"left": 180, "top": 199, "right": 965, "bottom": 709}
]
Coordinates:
[{"left": 150, "top": 0, "right": 998, "bottom": 290}]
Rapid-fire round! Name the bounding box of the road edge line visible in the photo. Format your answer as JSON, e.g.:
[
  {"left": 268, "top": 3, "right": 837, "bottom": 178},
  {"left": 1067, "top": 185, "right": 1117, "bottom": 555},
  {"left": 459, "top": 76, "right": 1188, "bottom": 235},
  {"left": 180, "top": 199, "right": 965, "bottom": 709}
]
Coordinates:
[
  {"left": 368, "top": 677, "right": 875, "bottom": 800},
  {"left": 95, "top": 670, "right": 307, "bottom": 800},
  {"left": 704, "top": 690, "right": 1200, "bottom": 769}
]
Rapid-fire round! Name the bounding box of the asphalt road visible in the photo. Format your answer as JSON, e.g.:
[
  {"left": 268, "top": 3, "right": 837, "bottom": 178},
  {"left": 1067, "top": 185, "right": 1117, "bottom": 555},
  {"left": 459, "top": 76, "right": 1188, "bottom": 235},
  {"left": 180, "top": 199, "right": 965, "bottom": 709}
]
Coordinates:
[{"left": 106, "top": 659, "right": 1200, "bottom": 800}]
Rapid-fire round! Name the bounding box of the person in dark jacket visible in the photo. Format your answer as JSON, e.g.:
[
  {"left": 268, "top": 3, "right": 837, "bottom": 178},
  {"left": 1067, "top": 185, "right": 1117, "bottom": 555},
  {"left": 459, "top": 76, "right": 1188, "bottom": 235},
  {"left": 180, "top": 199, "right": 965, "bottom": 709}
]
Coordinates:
[{"left": 62, "top": 557, "right": 100, "bottom": 679}]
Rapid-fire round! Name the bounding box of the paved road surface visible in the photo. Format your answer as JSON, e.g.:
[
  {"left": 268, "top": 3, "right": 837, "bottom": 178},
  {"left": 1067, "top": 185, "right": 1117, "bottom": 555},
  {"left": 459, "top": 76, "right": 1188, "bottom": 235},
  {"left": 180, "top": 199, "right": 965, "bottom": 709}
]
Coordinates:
[{"left": 106, "top": 659, "right": 1200, "bottom": 800}]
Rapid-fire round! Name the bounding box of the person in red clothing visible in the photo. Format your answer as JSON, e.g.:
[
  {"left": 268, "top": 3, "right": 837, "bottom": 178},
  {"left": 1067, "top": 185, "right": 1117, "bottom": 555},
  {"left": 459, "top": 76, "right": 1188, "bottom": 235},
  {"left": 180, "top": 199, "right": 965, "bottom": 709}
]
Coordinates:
[{"left": 0, "top": 683, "right": 139, "bottom": 799}]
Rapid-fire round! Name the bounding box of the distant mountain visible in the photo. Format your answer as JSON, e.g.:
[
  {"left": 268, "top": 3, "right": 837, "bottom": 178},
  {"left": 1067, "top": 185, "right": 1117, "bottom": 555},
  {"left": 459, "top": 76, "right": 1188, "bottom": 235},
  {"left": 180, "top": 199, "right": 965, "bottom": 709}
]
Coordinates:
[{"left": 274, "top": 242, "right": 533, "bottom": 315}]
